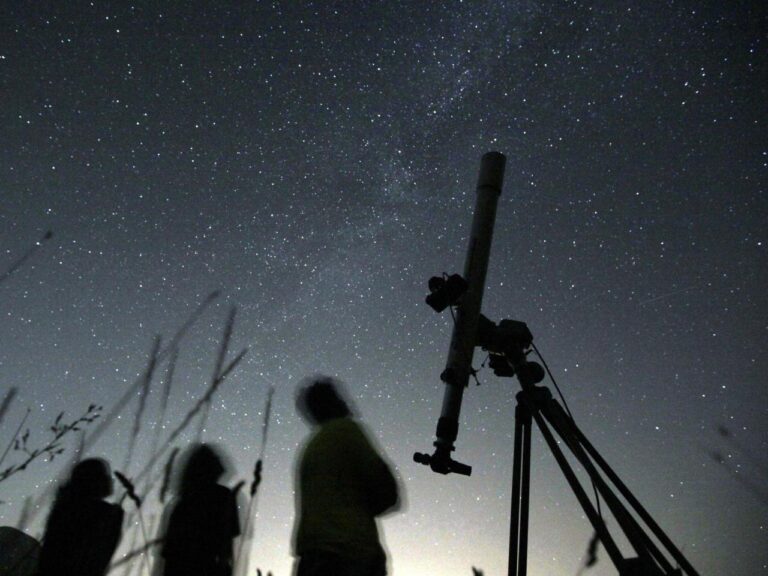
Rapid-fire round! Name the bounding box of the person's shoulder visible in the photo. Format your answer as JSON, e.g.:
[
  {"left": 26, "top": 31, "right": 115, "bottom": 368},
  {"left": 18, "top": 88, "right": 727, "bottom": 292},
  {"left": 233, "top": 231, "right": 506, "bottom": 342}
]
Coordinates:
[
  {"left": 210, "top": 483, "right": 237, "bottom": 505},
  {"left": 102, "top": 500, "right": 123, "bottom": 517},
  {"left": 304, "top": 418, "right": 369, "bottom": 455},
  {"left": 85, "top": 497, "right": 118, "bottom": 511},
  {"left": 317, "top": 417, "right": 364, "bottom": 439},
  {"left": 326, "top": 418, "right": 378, "bottom": 449},
  {"left": 87, "top": 498, "right": 123, "bottom": 525},
  {"left": 326, "top": 416, "right": 360, "bottom": 431},
  {"left": 214, "top": 483, "right": 234, "bottom": 497}
]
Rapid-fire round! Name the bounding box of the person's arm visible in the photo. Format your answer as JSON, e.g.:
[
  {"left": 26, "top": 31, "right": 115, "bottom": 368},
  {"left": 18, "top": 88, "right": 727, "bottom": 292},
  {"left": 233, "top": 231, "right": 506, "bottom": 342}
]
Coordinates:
[
  {"left": 97, "top": 504, "right": 125, "bottom": 571},
  {"left": 79, "top": 502, "right": 124, "bottom": 576},
  {"left": 105, "top": 504, "right": 125, "bottom": 557},
  {"left": 349, "top": 423, "right": 400, "bottom": 516}
]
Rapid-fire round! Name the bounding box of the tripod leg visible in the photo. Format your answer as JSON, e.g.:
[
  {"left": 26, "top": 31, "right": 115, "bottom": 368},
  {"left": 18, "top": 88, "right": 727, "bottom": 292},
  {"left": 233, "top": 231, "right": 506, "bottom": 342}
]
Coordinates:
[
  {"left": 508, "top": 402, "right": 527, "bottom": 576},
  {"left": 522, "top": 397, "right": 626, "bottom": 571},
  {"left": 558, "top": 403, "right": 699, "bottom": 576},
  {"left": 518, "top": 405, "right": 532, "bottom": 576},
  {"left": 544, "top": 399, "right": 678, "bottom": 575}
]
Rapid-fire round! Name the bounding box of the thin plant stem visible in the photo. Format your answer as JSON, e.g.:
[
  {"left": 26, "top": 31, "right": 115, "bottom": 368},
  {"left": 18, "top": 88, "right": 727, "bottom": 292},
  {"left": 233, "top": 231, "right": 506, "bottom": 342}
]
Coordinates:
[
  {"left": 0, "top": 408, "right": 30, "bottom": 469},
  {"left": 23, "top": 291, "right": 220, "bottom": 526},
  {"left": 235, "top": 385, "right": 275, "bottom": 575},
  {"left": 0, "top": 230, "right": 53, "bottom": 288},
  {"left": 0, "top": 386, "right": 18, "bottom": 428},
  {"left": 124, "top": 336, "right": 161, "bottom": 472},
  {"left": 196, "top": 306, "right": 236, "bottom": 442}
]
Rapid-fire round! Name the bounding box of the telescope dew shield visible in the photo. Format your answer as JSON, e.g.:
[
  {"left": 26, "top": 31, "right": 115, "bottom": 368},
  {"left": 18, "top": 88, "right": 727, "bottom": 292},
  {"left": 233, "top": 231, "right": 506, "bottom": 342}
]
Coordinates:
[{"left": 433, "top": 151, "right": 506, "bottom": 472}]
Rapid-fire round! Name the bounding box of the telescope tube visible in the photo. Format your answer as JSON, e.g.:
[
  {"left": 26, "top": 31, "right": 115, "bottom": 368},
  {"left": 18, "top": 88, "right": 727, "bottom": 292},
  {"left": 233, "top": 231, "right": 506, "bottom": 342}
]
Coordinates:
[{"left": 432, "top": 151, "right": 506, "bottom": 473}]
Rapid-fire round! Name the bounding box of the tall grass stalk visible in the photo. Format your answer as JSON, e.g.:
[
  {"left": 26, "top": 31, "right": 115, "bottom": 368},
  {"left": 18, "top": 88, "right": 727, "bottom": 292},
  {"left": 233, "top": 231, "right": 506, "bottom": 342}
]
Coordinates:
[
  {"left": 235, "top": 385, "right": 275, "bottom": 576},
  {"left": 0, "top": 230, "right": 53, "bottom": 288},
  {"left": 124, "top": 336, "right": 161, "bottom": 472},
  {"left": 196, "top": 306, "right": 236, "bottom": 442},
  {"left": 22, "top": 292, "right": 220, "bottom": 526},
  {"left": 0, "top": 386, "right": 18, "bottom": 429}
]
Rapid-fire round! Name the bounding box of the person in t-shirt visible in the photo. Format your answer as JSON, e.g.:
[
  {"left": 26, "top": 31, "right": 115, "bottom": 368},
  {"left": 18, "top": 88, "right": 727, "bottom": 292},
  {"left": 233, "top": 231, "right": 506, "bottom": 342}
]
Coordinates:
[{"left": 293, "top": 376, "right": 401, "bottom": 576}]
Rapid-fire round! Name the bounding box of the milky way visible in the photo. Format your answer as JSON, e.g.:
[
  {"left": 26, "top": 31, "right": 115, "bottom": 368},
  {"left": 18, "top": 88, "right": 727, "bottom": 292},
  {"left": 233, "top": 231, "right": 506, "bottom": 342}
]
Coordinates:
[{"left": 1, "top": 2, "right": 766, "bottom": 575}]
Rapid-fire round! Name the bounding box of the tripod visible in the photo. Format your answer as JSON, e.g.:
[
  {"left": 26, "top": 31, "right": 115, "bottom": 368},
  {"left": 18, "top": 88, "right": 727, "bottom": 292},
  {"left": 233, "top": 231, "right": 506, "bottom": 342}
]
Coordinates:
[
  {"left": 508, "top": 380, "right": 700, "bottom": 576},
  {"left": 413, "top": 152, "right": 700, "bottom": 576}
]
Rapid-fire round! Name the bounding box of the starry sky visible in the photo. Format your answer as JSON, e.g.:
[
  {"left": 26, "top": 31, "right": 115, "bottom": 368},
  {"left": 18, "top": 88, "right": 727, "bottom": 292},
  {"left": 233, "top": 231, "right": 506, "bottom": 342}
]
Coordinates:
[{"left": 1, "top": 1, "right": 766, "bottom": 575}]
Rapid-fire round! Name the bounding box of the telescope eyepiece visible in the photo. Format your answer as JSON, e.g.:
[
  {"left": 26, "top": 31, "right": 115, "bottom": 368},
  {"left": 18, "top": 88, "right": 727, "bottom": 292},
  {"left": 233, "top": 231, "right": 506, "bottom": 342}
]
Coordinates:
[{"left": 413, "top": 450, "right": 472, "bottom": 476}]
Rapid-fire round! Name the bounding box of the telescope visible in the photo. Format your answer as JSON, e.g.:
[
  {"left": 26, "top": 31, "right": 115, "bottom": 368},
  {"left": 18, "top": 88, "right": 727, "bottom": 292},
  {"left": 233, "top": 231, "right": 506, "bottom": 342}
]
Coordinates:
[{"left": 414, "top": 152, "right": 699, "bottom": 576}]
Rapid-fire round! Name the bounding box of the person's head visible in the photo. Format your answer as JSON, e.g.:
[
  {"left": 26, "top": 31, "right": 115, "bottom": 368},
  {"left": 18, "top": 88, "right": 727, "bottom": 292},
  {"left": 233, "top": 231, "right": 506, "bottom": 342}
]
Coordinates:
[
  {"left": 296, "top": 375, "right": 352, "bottom": 425},
  {"left": 178, "top": 443, "right": 226, "bottom": 493},
  {"left": 65, "top": 458, "right": 113, "bottom": 499}
]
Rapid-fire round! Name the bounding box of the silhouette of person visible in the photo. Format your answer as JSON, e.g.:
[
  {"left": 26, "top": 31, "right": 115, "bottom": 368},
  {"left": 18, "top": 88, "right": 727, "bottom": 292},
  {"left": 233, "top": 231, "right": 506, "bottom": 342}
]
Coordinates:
[
  {"left": 36, "top": 458, "right": 123, "bottom": 576},
  {"left": 159, "top": 443, "right": 240, "bottom": 576},
  {"left": 293, "top": 376, "right": 400, "bottom": 576}
]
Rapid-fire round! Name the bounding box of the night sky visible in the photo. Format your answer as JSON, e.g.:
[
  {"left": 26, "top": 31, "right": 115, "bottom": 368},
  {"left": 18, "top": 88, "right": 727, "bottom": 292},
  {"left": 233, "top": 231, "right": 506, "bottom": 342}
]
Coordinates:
[{"left": 1, "top": 1, "right": 766, "bottom": 575}]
